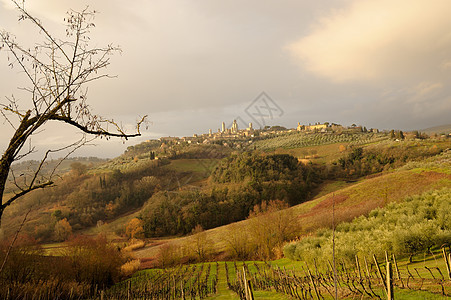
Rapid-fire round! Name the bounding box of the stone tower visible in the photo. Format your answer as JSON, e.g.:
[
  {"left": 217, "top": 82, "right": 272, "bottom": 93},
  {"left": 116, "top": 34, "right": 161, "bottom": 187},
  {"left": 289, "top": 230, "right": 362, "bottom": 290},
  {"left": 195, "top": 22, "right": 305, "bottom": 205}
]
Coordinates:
[
  {"left": 221, "top": 122, "right": 226, "bottom": 133},
  {"left": 231, "top": 120, "right": 238, "bottom": 133}
]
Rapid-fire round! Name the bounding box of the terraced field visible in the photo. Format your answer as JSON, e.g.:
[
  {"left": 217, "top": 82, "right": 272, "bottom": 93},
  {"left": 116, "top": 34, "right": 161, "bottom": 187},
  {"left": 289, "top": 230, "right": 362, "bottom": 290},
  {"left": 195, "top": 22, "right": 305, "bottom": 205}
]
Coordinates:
[{"left": 254, "top": 132, "right": 389, "bottom": 151}]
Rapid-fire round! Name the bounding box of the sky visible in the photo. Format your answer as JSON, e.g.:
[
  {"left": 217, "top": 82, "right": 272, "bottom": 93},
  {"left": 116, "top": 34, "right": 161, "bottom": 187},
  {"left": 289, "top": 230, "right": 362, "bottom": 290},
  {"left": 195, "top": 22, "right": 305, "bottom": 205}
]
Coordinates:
[{"left": 1, "top": 0, "right": 451, "bottom": 158}]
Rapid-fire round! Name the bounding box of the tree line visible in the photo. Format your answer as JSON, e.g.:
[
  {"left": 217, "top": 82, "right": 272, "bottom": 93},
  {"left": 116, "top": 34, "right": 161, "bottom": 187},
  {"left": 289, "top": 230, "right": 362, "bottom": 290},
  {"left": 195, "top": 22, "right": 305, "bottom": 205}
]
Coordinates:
[{"left": 330, "top": 141, "right": 446, "bottom": 179}]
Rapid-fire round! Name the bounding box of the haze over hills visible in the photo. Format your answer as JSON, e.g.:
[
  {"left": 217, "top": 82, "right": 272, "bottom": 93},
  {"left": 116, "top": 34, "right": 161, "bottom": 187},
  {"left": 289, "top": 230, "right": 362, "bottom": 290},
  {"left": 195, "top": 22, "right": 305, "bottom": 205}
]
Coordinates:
[{"left": 419, "top": 124, "right": 451, "bottom": 135}]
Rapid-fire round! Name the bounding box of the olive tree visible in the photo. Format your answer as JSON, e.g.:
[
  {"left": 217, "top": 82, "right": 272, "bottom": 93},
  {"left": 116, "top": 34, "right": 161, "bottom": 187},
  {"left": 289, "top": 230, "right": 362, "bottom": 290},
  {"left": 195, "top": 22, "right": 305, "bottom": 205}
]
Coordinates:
[{"left": 0, "top": 1, "right": 147, "bottom": 224}]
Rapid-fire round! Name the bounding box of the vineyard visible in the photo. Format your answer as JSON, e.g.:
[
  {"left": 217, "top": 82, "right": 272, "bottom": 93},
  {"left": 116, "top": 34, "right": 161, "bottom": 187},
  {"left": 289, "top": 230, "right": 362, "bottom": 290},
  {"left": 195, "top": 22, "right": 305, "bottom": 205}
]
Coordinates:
[
  {"left": 107, "top": 263, "right": 218, "bottom": 299},
  {"left": 253, "top": 132, "right": 389, "bottom": 151},
  {"left": 102, "top": 251, "right": 450, "bottom": 299},
  {"left": 0, "top": 251, "right": 450, "bottom": 299}
]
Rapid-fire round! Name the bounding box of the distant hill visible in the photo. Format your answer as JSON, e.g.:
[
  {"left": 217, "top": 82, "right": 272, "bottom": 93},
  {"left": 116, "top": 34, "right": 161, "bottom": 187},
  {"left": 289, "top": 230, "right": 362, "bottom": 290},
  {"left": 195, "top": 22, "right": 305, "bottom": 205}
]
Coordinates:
[
  {"left": 11, "top": 157, "right": 107, "bottom": 174},
  {"left": 420, "top": 124, "right": 451, "bottom": 135}
]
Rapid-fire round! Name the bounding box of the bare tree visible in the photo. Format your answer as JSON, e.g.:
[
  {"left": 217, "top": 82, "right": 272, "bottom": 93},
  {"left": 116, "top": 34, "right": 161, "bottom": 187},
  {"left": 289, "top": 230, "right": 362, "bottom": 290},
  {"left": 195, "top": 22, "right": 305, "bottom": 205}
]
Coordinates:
[
  {"left": 248, "top": 200, "right": 297, "bottom": 260},
  {"left": 0, "top": 1, "right": 147, "bottom": 224}
]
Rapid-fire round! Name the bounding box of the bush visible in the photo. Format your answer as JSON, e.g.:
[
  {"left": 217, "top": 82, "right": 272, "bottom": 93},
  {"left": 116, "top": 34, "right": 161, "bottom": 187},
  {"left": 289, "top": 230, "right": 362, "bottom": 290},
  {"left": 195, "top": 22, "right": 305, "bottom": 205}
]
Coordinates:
[
  {"left": 120, "top": 259, "right": 141, "bottom": 277},
  {"left": 63, "top": 235, "right": 125, "bottom": 286},
  {"left": 54, "top": 218, "right": 72, "bottom": 241},
  {"left": 0, "top": 234, "right": 43, "bottom": 282},
  {"left": 222, "top": 223, "right": 255, "bottom": 260},
  {"left": 125, "top": 218, "right": 145, "bottom": 239},
  {"left": 157, "top": 243, "right": 182, "bottom": 268},
  {"left": 248, "top": 200, "right": 297, "bottom": 260},
  {"left": 123, "top": 239, "right": 146, "bottom": 252}
]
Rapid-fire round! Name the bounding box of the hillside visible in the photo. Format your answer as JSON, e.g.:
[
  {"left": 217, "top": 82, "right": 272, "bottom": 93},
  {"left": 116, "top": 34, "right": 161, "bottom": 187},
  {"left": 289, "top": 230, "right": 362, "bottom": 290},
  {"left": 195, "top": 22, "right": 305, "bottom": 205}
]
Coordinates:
[
  {"left": 5, "top": 157, "right": 108, "bottom": 194},
  {"left": 284, "top": 187, "right": 451, "bottom": 263},
  {"left": 420, "top": 124, "right": 451, "bottom": 135},
  {"left": 253, "top": 130, "right": 388, "bottom": 151},
  {"left": 2, "top": 130, "right": 451, "bottom": 299},
  {"left": 133, "top": 149, "right": 451, "bottom": 265},
  {"left": 2, "top": 133, "right": 450, "bottom": 252}
]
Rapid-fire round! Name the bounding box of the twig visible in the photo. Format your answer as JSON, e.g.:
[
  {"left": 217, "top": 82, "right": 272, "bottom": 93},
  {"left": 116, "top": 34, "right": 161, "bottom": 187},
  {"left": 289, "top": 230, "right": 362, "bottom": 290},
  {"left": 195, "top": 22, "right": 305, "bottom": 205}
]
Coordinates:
[{"left": 0, "top": 207, "right": 31, "bottom": 274}]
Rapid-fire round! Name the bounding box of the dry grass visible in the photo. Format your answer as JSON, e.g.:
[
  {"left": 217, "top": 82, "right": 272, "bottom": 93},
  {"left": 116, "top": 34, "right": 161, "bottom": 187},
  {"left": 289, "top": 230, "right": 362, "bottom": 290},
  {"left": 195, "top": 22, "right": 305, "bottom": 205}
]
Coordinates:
[
  {"left": 120, "top": 259, "right": 141, "bottom": 277},
  {"left": 123, "top": 239, "right": 146, "bottom": 252}
]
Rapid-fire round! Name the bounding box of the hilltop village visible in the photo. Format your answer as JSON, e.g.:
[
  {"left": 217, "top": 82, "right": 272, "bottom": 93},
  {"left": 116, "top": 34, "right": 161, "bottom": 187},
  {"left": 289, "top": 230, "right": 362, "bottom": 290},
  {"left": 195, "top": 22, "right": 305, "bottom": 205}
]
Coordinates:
[{"left": 157, "top": 121, "right": 378, "bottom": 146}]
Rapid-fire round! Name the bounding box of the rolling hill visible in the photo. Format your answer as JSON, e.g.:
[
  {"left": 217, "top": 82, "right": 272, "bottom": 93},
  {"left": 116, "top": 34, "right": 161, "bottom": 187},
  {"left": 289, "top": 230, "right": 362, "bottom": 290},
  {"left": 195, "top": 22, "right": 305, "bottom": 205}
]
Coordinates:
[
  {"left": 2, "top": 131, "right": 451, "bottom": 262},
  {"left": 133, "top": 149, "right": 451, "bottom": 265},
  {"left": 2, "top": 129, "right": 451, "bottom": 299}
]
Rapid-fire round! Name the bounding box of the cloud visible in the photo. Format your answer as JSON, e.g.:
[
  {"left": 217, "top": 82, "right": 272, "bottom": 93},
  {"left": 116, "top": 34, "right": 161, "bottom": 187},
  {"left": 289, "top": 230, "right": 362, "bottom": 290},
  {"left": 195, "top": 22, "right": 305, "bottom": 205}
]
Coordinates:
[
  {"left": 288, "top": 0, "right": 451, "bottom": 84},
  {"left": 2, "top": 0, "right": 450, "bottom": 150}
]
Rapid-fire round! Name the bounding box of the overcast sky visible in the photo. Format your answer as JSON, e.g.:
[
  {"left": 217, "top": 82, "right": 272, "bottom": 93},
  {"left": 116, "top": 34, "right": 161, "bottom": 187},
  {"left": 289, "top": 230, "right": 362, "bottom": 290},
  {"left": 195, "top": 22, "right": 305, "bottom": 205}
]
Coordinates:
[{"left": 1, "top": 0, "right": 451, "bottom": 158}]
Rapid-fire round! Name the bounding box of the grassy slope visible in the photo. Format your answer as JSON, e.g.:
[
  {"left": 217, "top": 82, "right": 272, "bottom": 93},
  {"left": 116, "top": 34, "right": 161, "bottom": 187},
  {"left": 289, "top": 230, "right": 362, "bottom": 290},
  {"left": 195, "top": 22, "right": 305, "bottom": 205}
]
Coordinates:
[
  {"left": 161, "top": 158, "right": 220, "bottom": 188},
  {"left": 163, "top": 159, "right": 221, "bottom": 173},
  {"left": 272, "top": 142, "right": 349, "bottom": 164},
  {"left": 293, "top": 168, "right": 451, "bottom": 232}
]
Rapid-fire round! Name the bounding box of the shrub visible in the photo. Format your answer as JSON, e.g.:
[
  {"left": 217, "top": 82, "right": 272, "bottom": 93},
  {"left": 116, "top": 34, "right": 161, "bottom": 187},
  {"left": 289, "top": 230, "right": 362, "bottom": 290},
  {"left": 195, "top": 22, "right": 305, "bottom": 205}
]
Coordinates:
[
  {"left": 63, "top": 235, "right": 125, "bottom": 286},
  {"left": 248, "top": 200, "right": 297, "bottom": 260},
  {"left": 120, "top": 259, "right": 141, "bottom": 277},
  {"left": 54, "top": 218, "right": 72, "bottom": 241},
  {"left": 125, "top": 218, "right": 145, "bottom": 239},
  {"left": 223, "top": 223, "right": 255, "bottom": 260},
  {"left": 123, "top": 239, "right": 146, "bottom": 252},
  {"left": 157, "top": 243, "right": 182, "bottom": 268},
  {"left": 0, "top": 234, "right": 43, "bottom": 282}
]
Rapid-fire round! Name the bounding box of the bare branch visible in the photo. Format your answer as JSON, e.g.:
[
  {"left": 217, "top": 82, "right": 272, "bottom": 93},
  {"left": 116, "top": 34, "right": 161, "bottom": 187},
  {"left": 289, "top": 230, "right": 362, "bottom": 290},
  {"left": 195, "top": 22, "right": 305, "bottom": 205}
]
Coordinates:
[
  {"left": 11, "top": 0, "right": 71, "bottom": 63},
  {"left": 9, "top": 169, "right": 23, "bottom": 192},
  {"left": 0, "top": 207, "right": 32, "bottom": 274},
  {"left": 48, "top": 135, "right": 94, "bottom": 178},
  {"left": 2, "top": 181, "right": 53, "bottom": 211},
  {"left": 0, "top": 2, "right": 147, "bottom": 224},
  {"left": 49, "top": 115, "right": 142, "bottom": 139},
  {"left": 0, "top": 106, "right": 17, "bottom": 130}
]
